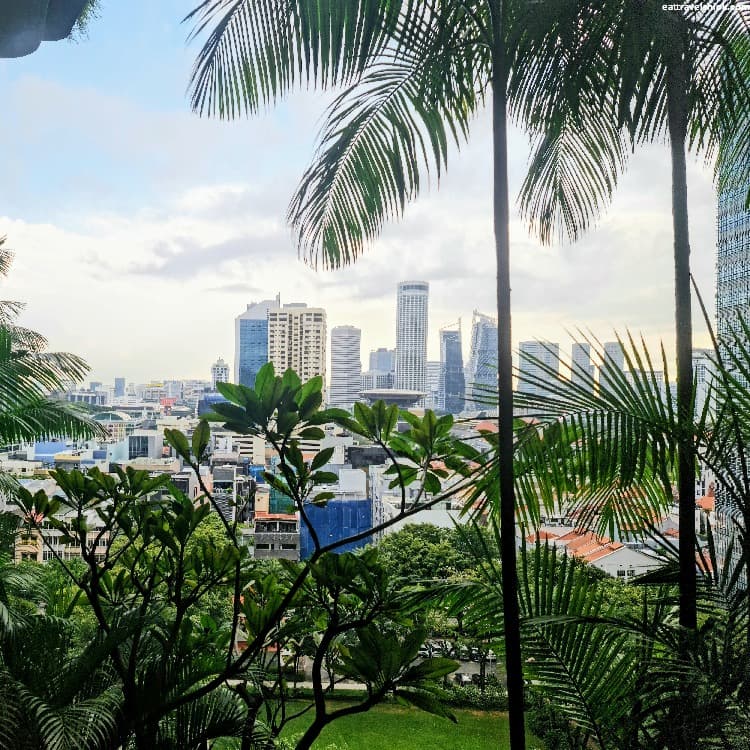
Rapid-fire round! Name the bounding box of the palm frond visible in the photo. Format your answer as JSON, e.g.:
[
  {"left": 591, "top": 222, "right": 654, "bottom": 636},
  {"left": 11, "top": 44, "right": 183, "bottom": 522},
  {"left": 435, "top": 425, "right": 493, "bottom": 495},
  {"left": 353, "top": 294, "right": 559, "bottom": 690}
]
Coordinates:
[
  {"left": 288, "top": 45, "right": 481, "bottom": 268},
  {"left": 0, "top": 398, "right": 104, "bottom": 444},
  {"left": 186, "top": 0, "right": 407, "bottom": 118}
]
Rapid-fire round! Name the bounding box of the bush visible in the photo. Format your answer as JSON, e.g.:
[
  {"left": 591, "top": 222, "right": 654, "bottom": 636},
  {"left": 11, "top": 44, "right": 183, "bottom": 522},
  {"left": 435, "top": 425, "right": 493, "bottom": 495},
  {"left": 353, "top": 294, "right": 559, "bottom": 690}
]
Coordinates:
[{"left": 438, "top": 683, "right": 509, "bottom": 710}]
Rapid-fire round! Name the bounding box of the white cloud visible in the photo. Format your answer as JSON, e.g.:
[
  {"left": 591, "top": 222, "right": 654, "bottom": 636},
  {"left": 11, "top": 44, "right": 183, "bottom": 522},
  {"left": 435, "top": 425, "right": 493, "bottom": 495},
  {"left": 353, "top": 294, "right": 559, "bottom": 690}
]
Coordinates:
[{"left": 0, "top": 73, "right": 719, "bottom": 385}]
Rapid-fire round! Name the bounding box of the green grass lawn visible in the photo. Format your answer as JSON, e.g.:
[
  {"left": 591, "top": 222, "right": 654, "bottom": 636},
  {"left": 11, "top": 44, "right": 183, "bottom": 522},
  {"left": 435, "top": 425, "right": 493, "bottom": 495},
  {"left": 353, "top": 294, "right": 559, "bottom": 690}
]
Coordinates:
[{"left": 281, "top": 702, "right": 545, "bottom": 749}]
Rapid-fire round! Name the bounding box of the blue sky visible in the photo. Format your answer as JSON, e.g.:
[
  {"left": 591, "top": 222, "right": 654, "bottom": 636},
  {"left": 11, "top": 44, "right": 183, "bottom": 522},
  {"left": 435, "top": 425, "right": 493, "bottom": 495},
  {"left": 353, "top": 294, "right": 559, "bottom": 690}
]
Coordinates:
[{"left": 0, "top": 1, "right": 718, "bottom": 384}]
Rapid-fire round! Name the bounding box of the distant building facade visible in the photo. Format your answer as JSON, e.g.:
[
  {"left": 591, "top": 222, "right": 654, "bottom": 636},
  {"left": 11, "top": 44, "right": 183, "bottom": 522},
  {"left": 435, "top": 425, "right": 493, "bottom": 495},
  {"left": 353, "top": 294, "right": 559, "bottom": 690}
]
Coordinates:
[
  {"left": 268, "top": 303, "right": 327, "bottom": 383},
  {"left": 518, "top": 341, "right": 560, "bottom": 398},
  {"left": 394, "top": 281, "right": 429, "bottom": 395},
  {"left": 234, "top": 297, "right": 279, "bottom": 388},
  {"left": 465, "top": 311, "right": 497, "bottom": 406},
  {"left": 329, "top": 325, "right": 362, "bottom": 410},
  {"left": 440, "top": 326, "right": 465, "bottom": 414},
  {"left": 211, "top": 357, "right": 230, "bottom": 389}
]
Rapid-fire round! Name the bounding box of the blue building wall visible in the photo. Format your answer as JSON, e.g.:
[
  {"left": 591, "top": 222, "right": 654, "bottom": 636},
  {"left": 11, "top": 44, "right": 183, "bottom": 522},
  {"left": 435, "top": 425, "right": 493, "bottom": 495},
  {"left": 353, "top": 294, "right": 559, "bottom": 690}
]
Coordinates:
[
  {"left": 197, "top": 392, "right": 230, "bottom": 416},
  {"left": 299, "top": 499, "right": 373, "bottom": 559},
  {"left": 237, "top": 318, "right": 268, "bottom": 388}
]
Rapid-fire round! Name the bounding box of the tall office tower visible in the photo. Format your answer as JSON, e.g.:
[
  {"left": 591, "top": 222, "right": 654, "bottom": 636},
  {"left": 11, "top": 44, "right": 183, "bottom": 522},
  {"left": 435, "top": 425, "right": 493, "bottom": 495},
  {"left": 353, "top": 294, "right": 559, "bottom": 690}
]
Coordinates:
[
  {"left": 716, "top": 161, "right": 750, "bottom": 585},
  {"left": 571, "top": 343, "right": 595, "bottom": 393},
  {"left": 600, "top": 340, "right": 626, "bottom": 390},
  {"left": 394, "top": 281, "right": 429, "bottom": 393},
  {"left": 211, "top": 357, "right": 230, "bottom": 389},
  {"left": 369, "top": 347, "right": 396, "bottom": 373},
  {"left": 268, "top": 303, "right": 327, "bottom": 382},
  {"left": 440, "top": 326, "right": 465, "bottom": 414},
  {"left": 114, "top": 377, "right": 126, "bottom": 398},
  {"left": 518, "top": 341, "right": 560, "bottom": 397},
  {"left": 692, "top": 348, "right": 714, "bottom": 416},
  {"left": 234, "top": 296, "right": 280, "bottom": 388},
  {"left": 424, "top": 361, "right": 442, "bottom": 410},
  {"left": 465, "top": 311, "right": 498, "bottom": 405},
  {"left": 329, "top": 325, "right": 362, "bottom": 410}
]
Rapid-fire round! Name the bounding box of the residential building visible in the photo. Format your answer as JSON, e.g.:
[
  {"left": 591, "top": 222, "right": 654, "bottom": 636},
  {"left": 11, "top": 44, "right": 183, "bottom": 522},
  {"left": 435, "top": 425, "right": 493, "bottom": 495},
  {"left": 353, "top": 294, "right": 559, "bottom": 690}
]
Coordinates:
[
  {"left": 234, "top": 296, "right": 280, "bottom": 388},
  {"left": 465, "top": 311, "right": 498, "bottom": 406},
  {"left": 254, "top": 512, "right": 300, "bottom": 561},
  {"left": 518, "top": 340, "right": 560, "bottom": 398},
  {"left": 211, "top": 357, "right": 230, "bottom": 389},
  {"left": 268, "top": 303, "right": 327, "bottom": 383},
  {"left": 329, "top": 325, "right": 362, "bottom": 410},
  {"left": 394, "top": 281, "right": 429, "bottom": 395},
  {"left": 440, "top": 325, "right": 465, "bottom": 414}
]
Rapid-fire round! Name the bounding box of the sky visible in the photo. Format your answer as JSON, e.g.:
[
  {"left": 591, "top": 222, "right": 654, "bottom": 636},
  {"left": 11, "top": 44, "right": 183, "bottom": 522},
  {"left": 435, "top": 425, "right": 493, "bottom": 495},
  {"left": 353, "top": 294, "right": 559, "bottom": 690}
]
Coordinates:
[{"left": 0, "top": 0, "right": 719, "bottom": 385}]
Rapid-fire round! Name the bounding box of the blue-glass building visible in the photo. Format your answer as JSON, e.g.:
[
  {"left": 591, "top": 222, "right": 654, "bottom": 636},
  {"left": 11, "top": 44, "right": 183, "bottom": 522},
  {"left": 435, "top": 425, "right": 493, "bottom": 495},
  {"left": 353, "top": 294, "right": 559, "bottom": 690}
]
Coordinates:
[
  {"left": 440, "top": 327, "right": 465, "bottom": 414},
  {"left": 234, "top": 297, "right": 279, "bottom": 388},
  {"left": 299, "top": 498, "right": 373, "bottom": 559}
]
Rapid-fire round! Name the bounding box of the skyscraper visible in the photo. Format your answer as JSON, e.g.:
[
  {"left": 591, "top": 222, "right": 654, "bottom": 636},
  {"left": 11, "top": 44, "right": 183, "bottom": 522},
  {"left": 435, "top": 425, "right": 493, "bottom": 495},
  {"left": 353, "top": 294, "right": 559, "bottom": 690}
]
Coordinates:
[
  {"left": 440, "top": 326, "right": 465, "bottom": 414},
  {"left": 600, "top": 340, "right": 626, "bottom": 391},
  {"left": 329, "top": 325, "right": 362, "bottom": 410},
  {"left": 114, "top": 377, "right": 126, "bottom": 398},
  {"left": 211, "top": 357, "right": 230, "bottom": 389},
  {"left": 465, "top": 311, "right": 498, "bottom": 405},
  {"left": 425, "top": 361, "right": 442, "bottom": 411},
  {"left": 571, "top": 343, "right": 594, "bottom": 393},
  {"left": 715, "top": 160, "right": 750, "bottom": 585},
  {"left": 394, "top": 281, "right": 429, "bottom": 394},
  {"left": 717, "top": 167, "right": 750, "bottom": 342},
  {"left": 268, "top": 303, "right": 327, "bottom": 383},
  {"left": 369, "top": 347, "right": 396, "bottom": 374},
  {"left": 234, "top": 297, "right": 280, "bottom": 388},
  {"left": 518, "top": 341, "right": 560, "bottom": 398}
]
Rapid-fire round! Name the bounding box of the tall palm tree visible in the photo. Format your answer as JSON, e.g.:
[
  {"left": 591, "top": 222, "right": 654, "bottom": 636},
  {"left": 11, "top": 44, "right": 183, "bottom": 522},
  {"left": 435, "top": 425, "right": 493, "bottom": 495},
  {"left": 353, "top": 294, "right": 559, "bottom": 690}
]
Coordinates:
[{"left": 518, "top": 2, "right": 750, "bottom": 634}]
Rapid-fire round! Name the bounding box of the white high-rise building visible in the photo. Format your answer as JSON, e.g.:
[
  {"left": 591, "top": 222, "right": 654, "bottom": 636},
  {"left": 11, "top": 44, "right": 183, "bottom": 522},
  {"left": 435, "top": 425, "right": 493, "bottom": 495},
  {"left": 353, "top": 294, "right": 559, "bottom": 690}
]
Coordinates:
[
  {"left": 329, "top": 326, "right": 362, "bottom": 410},
  {"left": 424, "top": 361, "right": 442, "bottom": 411},
  {"left": 211, "top": 357, "right": 230, "bottom": 389},
  {"left": 268, "top": 303, "right": 327, "bottom": 383},
  {"left": 518, "top": 341, "right": 560, "bottom": 398},
  {"left": 600, "top": 340, "right": 626, "bottom": 391},
  {"left": 571, "top": 343, "right": 595, "bottom": 393},
  {"left": 395, "top": 281, "right": 429, "bottom": 394}
]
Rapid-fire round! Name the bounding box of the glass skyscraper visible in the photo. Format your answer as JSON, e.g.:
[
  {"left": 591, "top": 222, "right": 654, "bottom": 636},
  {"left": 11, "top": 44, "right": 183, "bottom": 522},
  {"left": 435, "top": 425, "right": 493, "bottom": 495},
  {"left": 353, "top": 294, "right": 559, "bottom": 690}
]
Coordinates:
[
  {"left": 234, "top": 297, "right": 279, "bottom": 388},
  {"left": 440, "top": 327, "right": 465, "bottom": 414},
  {"left": 465, "top": 311, "right": 498, "bottom": 406},
  {"left": 715, "top": 160, "right": 750, "bottom": 585}
]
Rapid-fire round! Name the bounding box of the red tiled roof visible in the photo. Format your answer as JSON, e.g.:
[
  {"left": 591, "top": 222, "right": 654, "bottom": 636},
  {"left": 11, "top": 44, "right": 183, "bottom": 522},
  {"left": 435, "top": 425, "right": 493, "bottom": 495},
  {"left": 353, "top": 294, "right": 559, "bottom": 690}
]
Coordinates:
[{"left": 696, "top": 496, "right": 715, "bottom": 512}]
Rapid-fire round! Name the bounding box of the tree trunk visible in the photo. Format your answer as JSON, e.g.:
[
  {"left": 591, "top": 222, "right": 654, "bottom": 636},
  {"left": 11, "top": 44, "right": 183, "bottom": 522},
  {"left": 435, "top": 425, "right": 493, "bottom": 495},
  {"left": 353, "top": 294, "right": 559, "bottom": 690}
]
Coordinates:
[
  {"left": 666, "top": 42, "right": 698, "bottom": 750},
  {"left": 490, "top": 1, "right": 525, "bottom": 748},
  {"left": 666, "top": 52, "right": 697, "bottom": 634}
]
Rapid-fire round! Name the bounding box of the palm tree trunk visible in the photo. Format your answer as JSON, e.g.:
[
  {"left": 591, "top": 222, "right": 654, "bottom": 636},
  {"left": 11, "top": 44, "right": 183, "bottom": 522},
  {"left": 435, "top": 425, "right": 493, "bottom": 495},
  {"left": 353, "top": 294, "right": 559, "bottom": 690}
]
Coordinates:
[
  {"left": 490, "top": 1, "right": 525, "bottom": 748},
  {"left": 666, "top": 45, "right": 698, "bottom": 750},
  {"left": 666, "top": 53, "right": 697, "bottom": 634}
]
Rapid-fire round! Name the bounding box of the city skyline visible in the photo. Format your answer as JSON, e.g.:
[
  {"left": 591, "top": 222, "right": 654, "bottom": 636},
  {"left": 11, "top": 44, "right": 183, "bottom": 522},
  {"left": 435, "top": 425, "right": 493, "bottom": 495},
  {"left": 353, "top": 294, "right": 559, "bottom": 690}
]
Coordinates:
[{"left": 0, "top": 1, "right": 719, "bottom": 386}]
